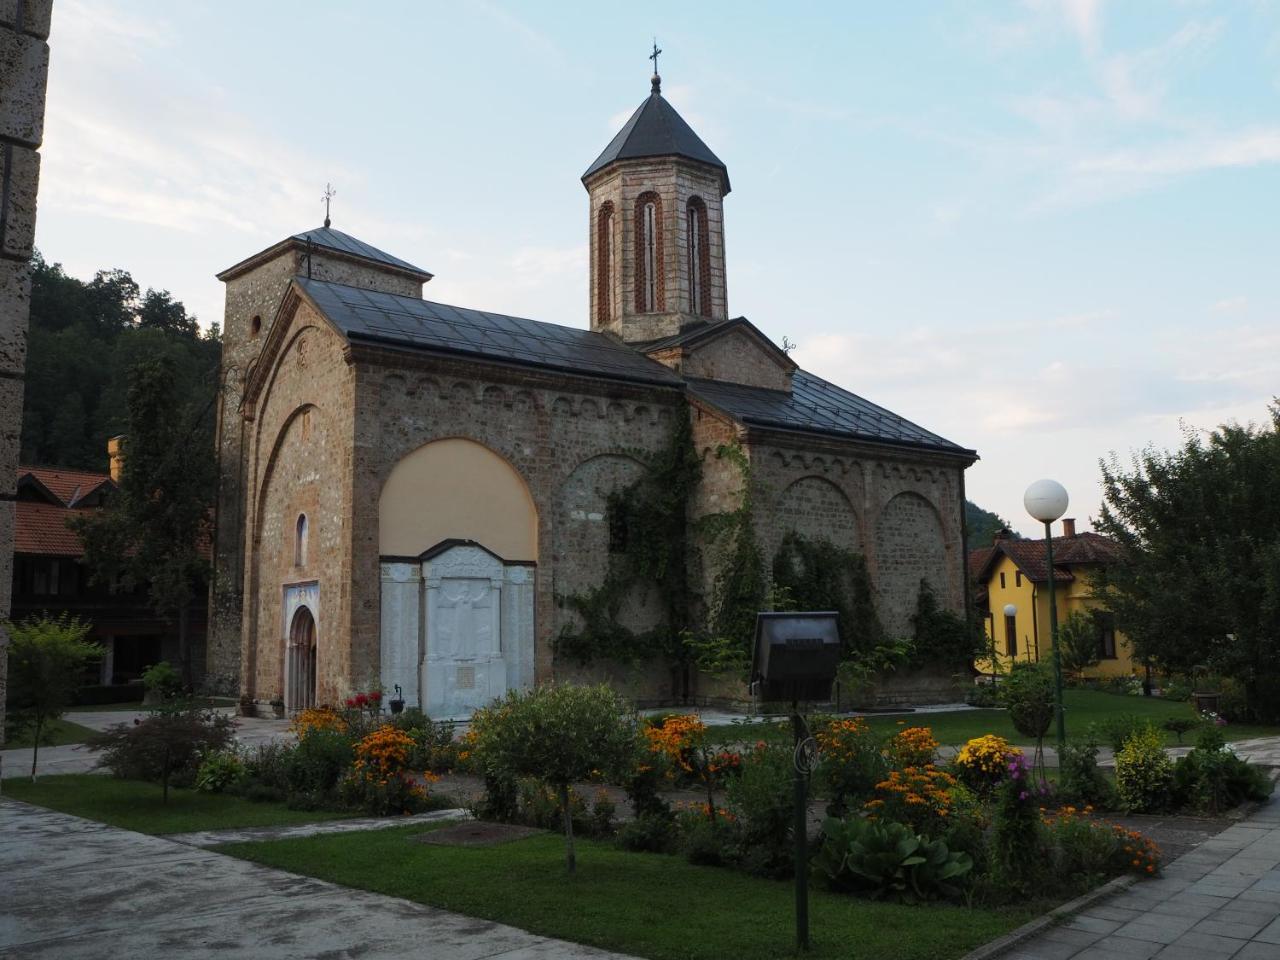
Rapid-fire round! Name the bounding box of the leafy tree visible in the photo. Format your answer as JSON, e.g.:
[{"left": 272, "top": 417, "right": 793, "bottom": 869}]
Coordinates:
[
  {"left": 72, "top": 355, "right": 216, "bottom": 686},
  {"left": 20, "top": 251, "right": 219, "bottom": 469},
  {"left": 965, "top": 501, "right": 1021, "bottom": 550},
  {"left": 1057, "top": 610, "right": 1102, "bottom": 677},
  {"left": 1097, "top": 407, "right": 1280, "bottom": 720},
  {"left": 470, "top": 684, "right": 639, "bottom": 872},
  {"left": 4, "top": 615, "right": 100, "bottom": 779}
]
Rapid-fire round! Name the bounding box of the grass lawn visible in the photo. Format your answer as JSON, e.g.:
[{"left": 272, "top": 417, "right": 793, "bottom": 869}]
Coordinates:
[
  {"left": 3, "top": 717, "right": 98, "bottom": 749},
  {"left": 707, "top": 690, "right": 1280, "bottom": 747},
  {"left": 216, "top": 826, "right": 1034, "bottom": 960},
  {"left": 1, "top": 774, "right": 353, "bottom": 835}
]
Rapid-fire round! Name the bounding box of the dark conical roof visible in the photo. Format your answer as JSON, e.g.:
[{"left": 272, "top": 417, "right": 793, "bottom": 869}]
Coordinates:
[{"left": 582, "top": 79, "right": 730, "bottom": 193}]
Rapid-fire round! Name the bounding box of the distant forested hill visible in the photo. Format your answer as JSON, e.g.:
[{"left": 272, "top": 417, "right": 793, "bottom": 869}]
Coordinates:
[
  {"left": 19, "top": 252, "right": 220, "bottom": 470},
  {"left": 965, "top": 500, "right": 1020, "bottom": 550}
]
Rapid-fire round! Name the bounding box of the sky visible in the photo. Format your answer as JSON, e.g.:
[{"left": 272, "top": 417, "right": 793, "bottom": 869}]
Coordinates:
[{"left": 33, "top": 0, "right": 1280, "bottom": 536}]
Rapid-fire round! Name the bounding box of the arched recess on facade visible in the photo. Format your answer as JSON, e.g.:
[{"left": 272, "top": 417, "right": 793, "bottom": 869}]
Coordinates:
[
  {"left": 596, "top": 200, "right": 615, "bottom": 325},
  {"left": 244, "top": 402, "right": 320, "bottom": 698},
  {"left": 377, "top": 438, "right": 539, "bottom": 717},
  {"left": 634, "top": 191, "right": 664, "bottom": 313},
  {"left": 775, "top": 476, "right": 861, "bottom": 557},
  {"left": 686, "top": 196, "right": 710, "bottom": 317},
  {"left": 378, "top": 437, "right": 538, "bottom": 561},
  {"left": 553, "top": 452, "right": 648, "bottom": 596},
  {"left": 286, "top": 605, "right": 317, "bottom": 712},
  {"left": 874, "top": 491, "right": 948, "bottom": 638}
]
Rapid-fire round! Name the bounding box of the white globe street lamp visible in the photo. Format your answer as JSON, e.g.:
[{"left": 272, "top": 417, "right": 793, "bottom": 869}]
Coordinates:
[{"left": 1024, "top": 479, "right": 1069, "bottom": 755}]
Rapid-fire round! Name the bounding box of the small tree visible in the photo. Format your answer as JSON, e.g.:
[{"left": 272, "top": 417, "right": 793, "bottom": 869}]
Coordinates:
[
  {"left": 1057, "top": 611, "right": 1102, "bottom": 678},
  {"left": 91, "top": 704, "right": 233, "bottom": 803},
  {"left": 5, "top": 615, "right": 100, "bottom": 780},
  {"left": 470, "top": 683, "right": 639, "bottom": 873},
  {"left": 999, "top": 662, "right": 1055, "bottom": 785}
]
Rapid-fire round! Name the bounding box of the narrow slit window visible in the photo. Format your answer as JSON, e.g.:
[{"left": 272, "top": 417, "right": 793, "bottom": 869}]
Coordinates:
[
  {"left": 295, "top": 514, "right": 308, "bottom": 567},
  {"left": 643, "top": 201, "right": 657, "bottom": 312}
]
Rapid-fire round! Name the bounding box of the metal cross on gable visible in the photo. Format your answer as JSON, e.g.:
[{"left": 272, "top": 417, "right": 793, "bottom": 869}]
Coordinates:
[{"left": 322, "top": 183, "right": 336, "bottom": 229}]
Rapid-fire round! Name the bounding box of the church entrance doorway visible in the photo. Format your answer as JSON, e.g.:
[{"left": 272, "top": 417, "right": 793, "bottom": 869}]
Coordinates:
[{"left": 286, "top": 606, "right": 317, "bottom": 713}]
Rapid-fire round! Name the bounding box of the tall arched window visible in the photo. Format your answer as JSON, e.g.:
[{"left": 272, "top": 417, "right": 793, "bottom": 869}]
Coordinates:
[
  {"left": 633, "top": 192, "right": 663, "bottom": 313},
  {"left": 295, "top": 513, "right": 308, "bottom": 567},
  {"left": 596, "top": 201, "right": 614, "bottom": 324},
  {"left": 686, "top": 197, "right": 710, "bottom": 317}
]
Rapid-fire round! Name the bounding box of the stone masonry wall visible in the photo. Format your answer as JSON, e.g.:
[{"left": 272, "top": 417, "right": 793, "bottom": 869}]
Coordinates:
[
  {"left": 752, "top": 435, "right": 968, "bottom": 639},
  {"left": 210, "top": 251, "right": 423, "bottom": 692},
  {"left": 678, "top": 329, "right": 792, "bottom": 392},
  {"left": 350, "top": 349, "right": 684, "bottom": 702},
  {"left": 240, "top": 300, "right": 353, "bottom": 704},
  {"left": 0, "top": 0, "right": 51, "bottom": 743}
]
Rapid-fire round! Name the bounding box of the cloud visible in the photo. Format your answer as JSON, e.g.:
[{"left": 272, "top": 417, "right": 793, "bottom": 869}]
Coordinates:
[
  {"left": 1210, "top": 296, "right": 1249, "bottom": 313},
  {"left": 1078, "top": 129, "right": 1280, "bottom": 174},
  {"left": 1060, "top": 0, "right": 1104, "bottom": 52}
]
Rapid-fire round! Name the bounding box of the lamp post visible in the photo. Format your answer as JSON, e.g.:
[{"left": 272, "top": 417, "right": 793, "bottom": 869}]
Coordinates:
[{"left": 1024, "top": 479, "right": 1069, "bottom": 756}]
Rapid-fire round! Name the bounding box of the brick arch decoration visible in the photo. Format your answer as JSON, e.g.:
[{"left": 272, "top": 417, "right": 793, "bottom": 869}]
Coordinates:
[
  {"left": 775, "top": 476, "right": 861, "bottom": 555},
  {"left": 874, "top": 491, "right": 948, "bottom": 638},
  {"left": 596, "top": 200, "right": 615, "bottom": 325},
  {"left": 633, "top": 191, "right": 665, "bottom": 313},
  {"left": 686, "top": 196, "right": 711, "bottom": 317}
]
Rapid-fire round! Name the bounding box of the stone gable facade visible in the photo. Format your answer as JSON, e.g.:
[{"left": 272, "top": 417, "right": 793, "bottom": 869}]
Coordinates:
[{"left": 211, "top": 75, "right": 977, "bottom": 713}]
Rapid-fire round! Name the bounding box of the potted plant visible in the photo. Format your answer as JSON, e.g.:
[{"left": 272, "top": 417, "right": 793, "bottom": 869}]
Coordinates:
[
  {"left": 270, "top": 697, "right": 286, "bottom": 719},
  {"left": 238, "top": 695, "right": 258, "bottom": 718},
  {"left": 388, "top": 683, "right": 405, "bottom": 715}
]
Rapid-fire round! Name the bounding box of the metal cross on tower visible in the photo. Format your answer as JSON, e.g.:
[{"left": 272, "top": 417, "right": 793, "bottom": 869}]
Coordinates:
[
  {"left": 322, "top": 183, "right": 336, "bottom": 229},
  {"left": 649, "top": 39, "right": 662, "bottom": 92}
]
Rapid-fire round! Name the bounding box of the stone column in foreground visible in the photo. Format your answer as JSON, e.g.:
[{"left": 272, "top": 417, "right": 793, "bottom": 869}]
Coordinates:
[{"left": 0, "top": 0, "right": 52, "bottom": 744}]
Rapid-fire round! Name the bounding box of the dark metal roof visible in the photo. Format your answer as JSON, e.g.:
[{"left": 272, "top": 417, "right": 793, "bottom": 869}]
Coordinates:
[
  {"left": 291, "top": 226, "right": 432, "bottom": 279},
  {"left": 582, "top": 84, "right": 730, "bottom": 192},
  {"left": 686, "top": 372, "right": 975, "bottom": 456},
  {"left": 297, "top": 278, "right": 682, "bottom": 387}
]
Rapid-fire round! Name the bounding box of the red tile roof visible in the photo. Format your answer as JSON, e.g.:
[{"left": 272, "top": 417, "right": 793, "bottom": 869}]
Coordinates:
[
  {"left": 14, "top": 501, "right": 89, "bottom": 556},
  {"left": 969, "top": 532, "right": 1125, "bottom": 586},
  {"left": 19, "top": 465, "right": 113, "bottom": 506}
]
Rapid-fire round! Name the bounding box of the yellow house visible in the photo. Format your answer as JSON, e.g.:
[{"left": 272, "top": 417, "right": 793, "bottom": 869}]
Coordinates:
[{"left": 970, "top": 519, "right": 1136, "bottom": 679}]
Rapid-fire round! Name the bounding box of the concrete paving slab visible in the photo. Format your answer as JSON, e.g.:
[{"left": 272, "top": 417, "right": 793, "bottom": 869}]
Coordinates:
[{"left": 0, "top": 800, "right": 637, "bottom": 960}]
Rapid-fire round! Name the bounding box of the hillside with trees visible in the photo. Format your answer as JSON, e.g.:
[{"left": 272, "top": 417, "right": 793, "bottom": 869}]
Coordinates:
[
  {"left": 965, "top": 501, "right": 1019, "bottom": 550},
  {"left": 19, "top": 252, "right": 220, "bottom": 470}
]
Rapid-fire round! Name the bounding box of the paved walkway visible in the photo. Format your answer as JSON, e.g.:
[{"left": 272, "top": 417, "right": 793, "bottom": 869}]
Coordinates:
[
  {"left": 0, "top": 799, "right": 635, "bottom": 959},
  {"left": 1006, "top": 795, "right": 1280, "bottom": 959}
]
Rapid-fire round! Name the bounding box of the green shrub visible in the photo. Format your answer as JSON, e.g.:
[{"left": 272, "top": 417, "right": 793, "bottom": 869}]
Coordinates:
[
  {"left": 1057, "top": 738, "right": 1115, "bottom": 808},
  {"left": 1160, "top": 677, "right": 1192, "bottom": 702},
  {"left": 195, "top": 749, "right": 247, "bottom": 793},
  {"left": 678, "top": 809, "right": 737, "bottom": 867},
  {"left": 999, "top": 662, "right": 1055, "bottom": 746},
  {"left": 241, "top": 742, "right": 294, "bottom": 797},
  {"left": 1114, "top": 724, "right": 1173, "bottom": 813},
  {"left": 724, "top": 737, "right": 794, "bottom": 878},
  {"left": 142, "top": 660, "right": 183, "bottom": 701},
  {"left": 1171, "top": 727, "right": 1273, "bottom": 814},
  {"left": 965, "top": 684, "right": 1000, "bottom": 708},
  {"left": 284, "top": 727, "right": 354, "bottom": 807},
  {"left": 814, "top": 817, "right": 973, "bottom": 903},
  {"left": 1092, "top": 713, "right": 1146, "bottom": 753},
  {"left": 390, "top": 709, "right": 459, "bottom": 771},
  {"left": 1048, "top": 811, "right": 1119, "bottom": 882},
  {"left": 590, "top": 790, "right": 617, "bottom": 836},
  {"left": 615, "top": 812, "right": 677, "bottom": 853},
  {"left": 814, "top": 716, "right": 887, "bottom": 817},
  {"left": 989, "top": 754, "right": 1048, "bottom": 895}
]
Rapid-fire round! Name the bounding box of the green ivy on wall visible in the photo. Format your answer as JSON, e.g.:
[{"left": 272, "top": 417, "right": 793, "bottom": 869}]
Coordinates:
[
  {"left": 553, "top": 413, "right": 701, "bottom": 665},
  {"left": 771, "top": 532, "right": 884, "bottom": 659}
]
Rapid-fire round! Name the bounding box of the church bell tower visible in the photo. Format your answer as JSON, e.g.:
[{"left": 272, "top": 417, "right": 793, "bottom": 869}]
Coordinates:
[{"left": 582, "top": 63, "right": 730, "bottom": 343}]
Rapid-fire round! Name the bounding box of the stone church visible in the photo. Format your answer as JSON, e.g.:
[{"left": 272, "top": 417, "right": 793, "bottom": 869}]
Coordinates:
[{"left": 208, "top": 72, "right": 978, "bottom": 716}]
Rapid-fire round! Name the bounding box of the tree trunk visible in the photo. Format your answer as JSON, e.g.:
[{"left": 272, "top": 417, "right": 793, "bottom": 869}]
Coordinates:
[
  {"left": 178, "top": 601, "right": 192, "bottom": 691},
  {"left": 30, "top": 714, "right": 43, "bottom": 781},
  {"left": 162, "top": 743, "right": 171, "bottom": 804},
  {"left": 558, "top": 782, "right": 576, "bottom": 874}
]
